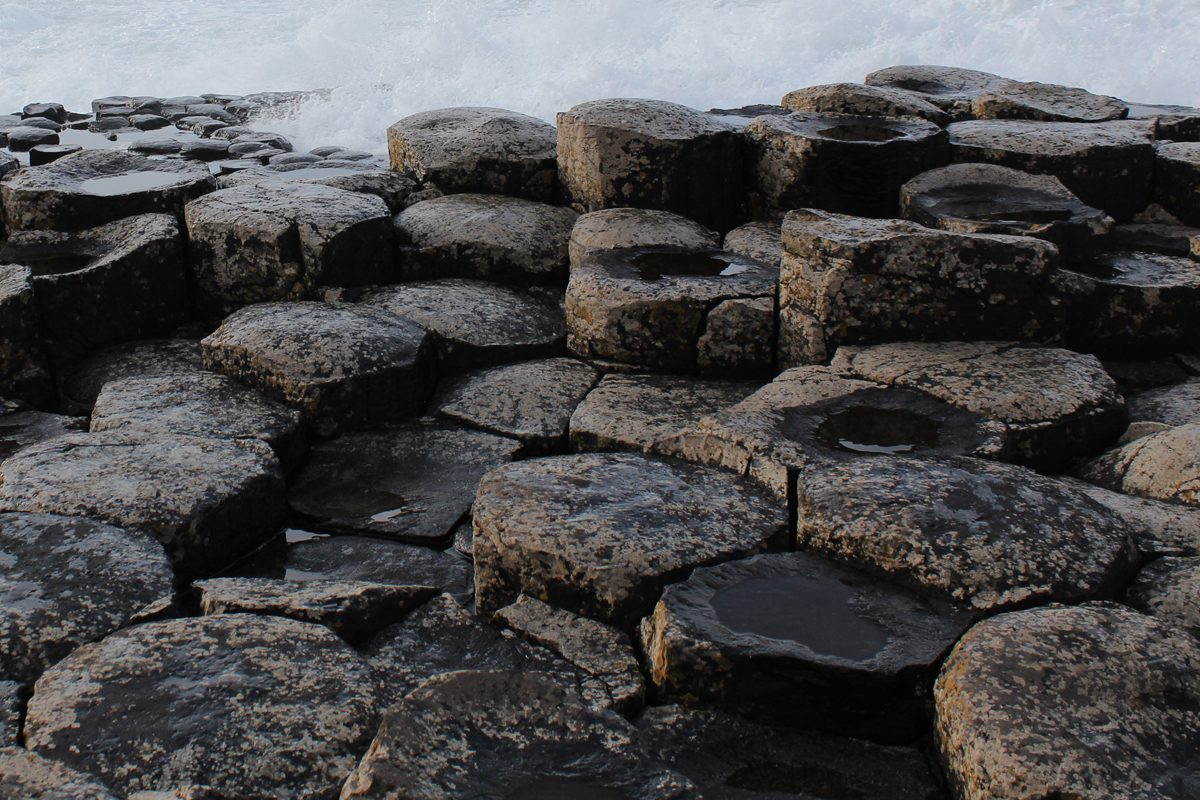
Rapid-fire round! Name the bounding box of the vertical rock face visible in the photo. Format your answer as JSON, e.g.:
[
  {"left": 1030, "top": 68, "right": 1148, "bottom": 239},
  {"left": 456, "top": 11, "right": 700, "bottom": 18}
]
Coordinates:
[
  {"left": 557, "top": 98, "right": 747, "bottom": 232},
  {"left": 1125, "top": 556, "right": 1200, "bottom": 638},
  {"left": 0, "top": 264, "right": 51, "bottom": 405},
  {"left": 1155, "top": 141, "right": 1200, "bottom": 226},
  {"left": 935, "top": 603, "right": 1200, "bottom": 800}
]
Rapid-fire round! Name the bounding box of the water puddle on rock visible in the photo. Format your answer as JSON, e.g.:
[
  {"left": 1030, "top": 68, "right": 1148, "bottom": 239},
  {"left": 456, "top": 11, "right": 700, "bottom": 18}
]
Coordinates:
[
  {"left": 1067, "top": 250, "right": 1191, "bottom": 287},
  {"left": 0, "top": 249, "right": 96, "bottom": 277},
  {"left": 505, "top": 778, "right": 627, "bottom": 800},
  {"left": 924, "top": 184, "right": 1076, "bottom": 224},
  {"left": 631, "top": 251, "right": 751, "bottom": 280},
  {"left": 78, "top": 170, "right": 185, "bottom": 196},
  {"left": 815, "top": 406, "right": 940, "bottom": 455},
  {"left": 304, "top": 482, "right": 410, "bottom": 523},
  {"left": 710, "top": 574, "right": 890, "bottom": 661},
  {"left": 269, "top": 167, "right": 364, "bottom": 179},
  {"left": 818, "top": 124, "right": 904, "bottom": 142}
]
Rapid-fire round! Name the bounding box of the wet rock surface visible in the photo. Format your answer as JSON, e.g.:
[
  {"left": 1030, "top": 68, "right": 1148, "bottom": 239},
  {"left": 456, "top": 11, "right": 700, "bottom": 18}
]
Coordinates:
[
  {"left": 0, "top": 682, "right": 18, "bottom": 747},
  {"left": 1078, "top": 422, "right": 1200, "bottom": 505},
  {"left": 1068, "top": 478, "right": 1200, "bottom": 557},
  {"left": 218, "top": 162, "right": 415, "bottom": 213}
]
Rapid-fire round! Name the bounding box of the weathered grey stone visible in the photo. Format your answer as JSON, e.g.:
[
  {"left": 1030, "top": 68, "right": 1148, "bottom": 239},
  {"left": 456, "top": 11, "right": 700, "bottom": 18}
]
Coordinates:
[
  {"left": 746, "top": 111, "right": 947, "bottom": 218},
  {"left": 1067, "top": 477, "right": 1200, "bottom": 557},
  {"left": 0, "top": 431, "right": 285, "bottom": 577},
  {"left": 341, "top": 670, "right": 693, "bottom": 799},
  {"left": 567, "top": 247, "right": 777, "bottom": 374},
  {"left": 778, "top": 209, "right": 1060, "bottom": 365},
  {"left": 1078, "top": 423, "right": 1200, "bottom": 506},
  {"left": 58, "top": 338, "right": 202, "bottom": 413},
  {"left": 0, "top": 265, "right": 50, "bottom": 405},
  {"left": 1120, "top": 421, "right": 1172, "bottom": 443},
  {"left": 637, "top": 705, "right": 946, "bottom": 800},
  {"left": 830, "top": 341, "right": 1126, "bottom": 469},
  {"left": 4, "top": 127, "right": 60, "bottom": 152},
  {"left": 0, "top": 153, "right": 17, "bottom": 180},
  {"left": 0, "top": 214, "right": 189, "bottom": 362},
  {"left": 1155, "top": 141, "right": 1200, "bottom": 227},
  {"left": 396, "top": 193, "right": 577, "bottom": 285},
  {"left": 781, "top": 82, "right": 951, "bottom": 125},
  {"left": 361, "top": 279, "right": 565, "bottom": 372},
  {"left": 935, "top": 603, "right": 1200, "bottom": 800},
  {"left": 0, "top": 149, "right": 213, "bottom": 231},
  {"left": 217, "top": 162, "right": 416, "bottom": 212},
  {"left": 496, "top": 595, "right": 644, "bottom": 714},
  {"left": 797, "top": 456, "right": 1138, "bottom": 610},
  {"left": 899, "top": 162, "right": 1112, "bottom": 256},
  {"left": 568, "top": 208, "right": 720, "bottom": 267},
  {"left": 722, "top": 220, "right": 781, "bottom": 269},
  {"left": 0, "top": 410, "right": 82, "bottom": 463},
  {"left": 641, "top": 551, "right": 974, "bottom": 743},
  {"left": 202, "top": 301, "right": 433, "bottom": 436},
  {"left": 569, "top": 373, "right": 758, "bottom": 453},
  {"left": 557, "top": 98, "right": 746, "bottom": 231},
  {"left": 1128, "top": 378, "right": 1200, "bottom": 427},
  {"left": 473, "top": 452, "right": 788, "bottom": 628},
  {"left": 0, "top": 682, "right": 17, "bottom": 747},
  {"left": 185, "top": 183, "right": 394, "bottom": 319},
  {"left": 1126, "top": 101, "right": 1200, "bottom": 141},
  {"left": 434, "top": 358, "right": 599, "bottom": 452},
  {"left": 386, "top": 107, "right": 558, "bottom": 202},
  {"left": 948, "top": 119, "right": 1156, "bottom": 220},
  {"left": 0, "top": 747, "right": 119, "bottom": 800},
  {"left": 972, "top": 81, "right": 1128, "bottom": 122},
  {"left": 91, "top": 372, "right": 304, "bottom": 469},
  {"left": 864, "top": 64, "right": 1017, "bottom": 119},
  {"left": 289, "top": 420, "right": 520, "bottom": 545},
  {"left": 24, "top": 615, "right": 380, "bottom": 799}
]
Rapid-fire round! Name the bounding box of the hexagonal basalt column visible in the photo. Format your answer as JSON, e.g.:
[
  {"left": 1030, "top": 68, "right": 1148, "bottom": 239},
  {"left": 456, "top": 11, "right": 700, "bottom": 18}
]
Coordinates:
[
  {"left": 781, "top": 82, "right": 951, "bottom": 125},
  {"left": 568, "top": 207, "right": 719, "bottom": 267},
  {"left": 557, "top": 98, "right": 747, "bottom": 232},
  {"left": 1154, "top": 141, "right": 1200, "bottom": 226},
  {"left": 970, "top": 80, "right": 1128, "bottom": 122},
  {"left": 745, "top": 111, "right": 947, "bottom": 218},
  {"left": 567, "top": 247, "right": 777, "bottom": 375},
  {"left": 864, "top": 64, "right": 1017, "bottom": 119}
]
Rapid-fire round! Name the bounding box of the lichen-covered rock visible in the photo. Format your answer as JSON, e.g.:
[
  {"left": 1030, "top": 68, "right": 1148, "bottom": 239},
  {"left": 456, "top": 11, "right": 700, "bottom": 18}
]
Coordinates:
[
  {"left": 340, "top": 670, "right": 693, "bottom": 799},
  {"left": 781, "top": 82, "right": 951, "bottom": 125},
  {"left": 1154, "top": 141, "right": 1200, "bottom": 227},
  {"left": 948, "top": 119, "right": 1156, "bottom": 221},
  {"left": 746, "top": 111, "right": 947, "bottom": 217},
  {"left": 185, "top": 183, "right": 394, "bottom": 319},
  {"left": 434, "top": 358, "right": 599, "bottom": 452},
  {"left": 0, "top": 265, "right": 51, "bottom": 405},
  {"left": 972, "top": 80, "right": 1128, "bottom": 122},
  {"left": 289, "top": 420, "right": 520, "bottom": 545},
  {"left": 1126, "top": 556, "right": 1200, "bottom": 638},
  {"left": 0, "top": 410, "right": 82, "bottom": 463},
  {"left": 386, "top": 107, "right": 558, "bottom": 202},
  {"left": 0, "top": 148, "right": 214, "bottom": 231},
  {"left": 0, "top": 512, "right": 173, "bottom": 682},
  {"left": 1078, "top": 423, "right": 1200, "bottom": 505},
  {"left": 473, "top": 453, "right": 788, "bottom": 628},
  {"left": 935, "top": 603, "right": 1200, "bottom": 800},
  {"left": 0, "top": 747, "right": 119, "bottom": 800},
  {"left": 201, "top": 301, "right": 433, "bottom": 436},
  {"left": 0, "top": 431, "right": 285, "bottom": 577},
  {"left": 722, "top": 220, "right": 781, "bottom": 268},
  {"left": 865, "top": 64, "right": 1016, "bottom": 118},
  {"left": 797, "top": 456, "right": 1138, "bottom": 610},
  {"left": 58, "top": 338, "right": 202, "bottom": 412},
  {"left": 360, "top": 279, "right": 565, "bottom": 372},
  {"left": 568, "top": 207, "right": 719, "bottom": 267},
  {"left": 1128, "top": 378, "right": 1200, "bottom": 427},
  {"left": 396, "top": 193, "right": 577, "bottom": 285},
  {"left": 1068, "top": 478, "right": 1200, "bottom": 557},
  {"left": 24, "top": 615, "right": 381, "bottom": 800},
  {"left": 557, "top": 98, "right": 746, "bottom": 231}
]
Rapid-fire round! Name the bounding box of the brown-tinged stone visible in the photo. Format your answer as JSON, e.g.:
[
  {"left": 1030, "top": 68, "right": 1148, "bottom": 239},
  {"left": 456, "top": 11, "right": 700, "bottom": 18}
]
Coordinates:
[
  {"left": 569, "top": 208, "right": 719, "bottom": 268},
  {"left": 1078, "top": 423, "right": 1200, "bottom": 505},
  {"left": 972, "top": 81, "right": 1128, "bottom": 122},
  {"left": 0, "top": 747, "right": 119, "bottom": 800},
  {"left": 781, "top": 82, "right": 951, "bottom": 126},
  {"left": 1125, "top": 556, "right": 1200, "bottom": 638},
  {"left": 0, "top": 682, "right": 17, "bottom": 747},
  {"left": 1067, "top": 477, "right": 1200, "bottom": 557},
  {"left": 722, "top": 220, "right": 781, "bottom": 269},
  {"left": 1127, "top": 378, "right": 1200, "bottom": 427},
  {"left": 864, "top": 64, "right": 1017, "bottom": 118}
]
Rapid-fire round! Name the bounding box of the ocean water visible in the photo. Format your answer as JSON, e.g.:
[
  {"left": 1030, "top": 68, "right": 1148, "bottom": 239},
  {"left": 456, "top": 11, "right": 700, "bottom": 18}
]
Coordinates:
[{"left": 1, "top": 0, "right": 1196, "bottom": 154}]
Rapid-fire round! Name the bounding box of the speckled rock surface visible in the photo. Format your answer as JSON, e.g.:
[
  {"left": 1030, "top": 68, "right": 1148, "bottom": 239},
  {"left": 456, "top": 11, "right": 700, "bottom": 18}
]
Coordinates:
[
  {"left": 1154, "top": 141, "right": 1200, "bottom": 227},
  {"left": 185, "top": 183, "right": 394, "bottom": 319},
  {"left": 899, "top": 162, "right": 1112, "bottom": 256},
  {"left": 1126, "top": 556, "right": 1200, "bottom": 637},
  {"left": 971, "top": 80, "right": 1128, "bottom": 122},
  {"left": 566, "top": 247, "right": 777, "bottom": 374},
  {"left": 0, "top": 431, "right": 285, "bottom": 577},
  {"left": 0, "top": 410, "right": 82, "bottom": 463},
  {"left": 641, "top": 552, "right": 974, "bottom": 743},
  {"left": 830, "top": 341, "right": 1126, "bottom": 469},
  {"left": 201, "top": 302, "right": 433, "bottom": 436},
  {"left": 1127, "top": 378, "right": 1200, "bottom": 427},
  {"left": 778, "top": 209, "right": 1060, "bottom": 365},
  {"left": 216, "top": 162, "right": 416, "bottom": 213},
  {"left": 1068, "top": 478, "right": 1200, "bottom": 557},
  {"left": 434, "top": 358, "right": 600, "bottom": 452},
  {"left": 0, "top": 682, "right": 17, "bottom": 747},
  {"left": 797, "top": 456, "right": 1138, "bottom": 610},
  {"left": 0, "top": 148, "right": 214, "bottom": 231},
  {"left": 24, "top": 615, "right": 381, "bottom": 800},
  {"left": 91, "top": 372, "right": 304, "bottom": 469},
  {"left": 864, "top": 64, "right": 1016, "bottom": 119},
  {"left": 361, "top": 279, "right": 565, "bottom": 372},
  {"left": 557, "top": 98, "right": 746, "bottom": 232},
  {"left": 637, "top": 705, "right": 947, "bottom": 800},
  {"left": 781, "top": 82, "right": 951, "bottom": 125},
  {"left": 0, "top": 214, "right": 189, "bottom": 362},
  {"left": 395, "top": 193, "right": 577, "bottom": 285},
  {"left": 722, "top": 220, "right": 781, "bottom": 269},
  {"left": 58, "top": 338, "right": 202, "bottom": 412},
  {"left": 0, "top": 512, "right": 173, "bottom": 682},
  {"left": 1078, "top": 423, "right": 1200, "bottom": 505},
  {"left": 0, "top": 747, "right": 119, "bottom": 800},
  {"left": 948, "top": 119, "right": 1155, "bottom": 221},
  {"left": 568, "top": 208, "right": 719, "bottom": 267},
  {"left": 289, "top": 420, "right": 520, "bottom": 545},
  {"left": 745, "top": 111, "right": 948, "bottom": 217},
  {"left": 496, "top": 594, "right": 644, "bottom": 714},
  {"left": 341, "top": 670, "right": 693, "bottom": 799},
  {"left": 935, "top": 603, "right": 1200, "bottom": 800},
  {"left": 386, "top": 107, "right": 558, "bottom": 202},
  {"left": 473, "top": 452, "right": 788, "bottom": 627},
  {"left": 0, "top": 264, "right": 51, "bottom": 405},
  {"left": 569, "top": 373, "right": 759, "bottom": 454}
]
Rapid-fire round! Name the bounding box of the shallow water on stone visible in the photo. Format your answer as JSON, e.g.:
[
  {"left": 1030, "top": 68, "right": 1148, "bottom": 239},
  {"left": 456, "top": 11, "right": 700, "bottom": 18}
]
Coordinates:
[
  {"left": 818, "top": 124, "right": 904, "bottom": 142},
  {"left": 710, "top": 574, "right": 890, "bottom": 661},
  {"left": 726, "top": 761, "right": 864, "bottom": 799},
  {"left": 1068, "top": 250, "right": 1197, "bottom": 287},
  {"left": 630, "top": 251, "right": 751, "bottom": 280},
  {"left": 303, "top": 482, "right": 410, "bottom": 522},
  {"left": 923, "top": 184, "right": 1076, "bottom": 225},
  {"left": 0, "top": 249, "right": 96, "bottom": 277},
  {"left": 815, "top": 406, "right": 940, "bottom": 455},
  {"left": 266, "top": 166, "right": 365, "bottom": 179},
  {"left": 78, "top": 170, "right": 186, "bottom": 196},
  {"left": 506, "top": 779, "right": 627, "bottom": 800}
]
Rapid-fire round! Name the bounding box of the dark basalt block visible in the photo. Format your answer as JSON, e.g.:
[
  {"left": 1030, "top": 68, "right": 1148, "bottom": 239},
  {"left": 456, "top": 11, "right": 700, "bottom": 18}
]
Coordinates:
[
  {"left": 0, "top": 265, "right": 52, "bottom": 405},
  {"left": 58, "top": 337, "right": 202, "bottom": 413},
  {"left": 1154, "top": 141, "right": 1200, "bottom": 226}
]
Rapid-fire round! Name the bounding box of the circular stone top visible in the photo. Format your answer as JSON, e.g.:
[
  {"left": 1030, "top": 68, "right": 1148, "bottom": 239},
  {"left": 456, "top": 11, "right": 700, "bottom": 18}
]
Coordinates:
[
  {"left": 559, "top": 98, "right": 739, "bottom": 140},
  {"left": 747, "top": 110, "right": 944, "bottom": 145},
  {"left": 569, "top": 208, "right": 719, "bottom": 266},
  {"left": 948, "top": 119, "right": 1154, "bottom": 157},
  {"left": 1158, "top": 140, "right": 1200, "bottom": 166},
  {"left": 387, "top": 107, "right": 556, "bottom": 176},
  {"left": 1065, "top": 249, "right": 1200, "bottom": 289},
  {"left": 578, "top": 246, "right": 777, "bottom": 300}
]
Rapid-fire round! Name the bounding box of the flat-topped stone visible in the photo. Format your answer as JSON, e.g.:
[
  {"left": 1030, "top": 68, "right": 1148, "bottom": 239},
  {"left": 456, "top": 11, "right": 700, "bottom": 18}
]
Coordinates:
[
  {"left": 972, "top": 80, "right": 1128, "bottom": 122},
  {"left": 217, "top": 161, "right": 416, "bottom": 212},
  {"left": 0, "top": 148, "right": 214, "bottom": 231},
  {"left": 0, "top": 265, "right": 50, "bottom": 405},
  {"left": 25, "top": 614, "right": 381, "bottom": 800},
  {"left": 202, "top": 301, "right": 434, "bottom": 436},
  {"left": 0, "top": 512, "right": 173, "bottom": 683},
  {"left": 1154, "top": 141, "right": 1200, "bottom": 226},
  {"left": 387, "top": 106, "right": 558, "bottom": 201},
  {"left": 0, "top": 410, "right": 80, "bottom": 463},
  {"left": 58, "top": 338, "right": 202, "bottom": 412},
  {"left": 1078, "top": 423, "right": 1200, "bottom": 506},
  {"left": 1128, "top": 378, "right": 1200, "bottom": 427},
  {"left": 289, "top": 419, "right": 520, "bottom": 545},
  {"left": 935, "top": 603, "right": 1200, "bottom": 800},
  {"left": 0, "top": 431, "right": 285, "bottom": 577},
  {"left": 864, "top": 64, "right": 1017, "bottom": 118},
  {"left": 185, "top": 183, "right": 394, "bottom": 319},
  {"left": 0, "top": 748, "right": 118, "bottom": 800},
  {"left": 722, "top": 220, "right": 781, "bottom": 268},
  {"left": 1126, "top": 556, "right": 1200, "bottom": 638},
  {"left": 781, "top": 82, "right": 951, "bottom": 125},
  {"left": 395, "top": 193, "right": 577, "bottom": 285},
  {"left": 473, "top": 452, "right": 788, "bottom": 628},
  {"left": 568, "top": 207, "right": 719, "bottom": 267},
  {"left": 1126, "top": 101, "right": 1200, "bottom": 141}
]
